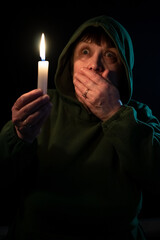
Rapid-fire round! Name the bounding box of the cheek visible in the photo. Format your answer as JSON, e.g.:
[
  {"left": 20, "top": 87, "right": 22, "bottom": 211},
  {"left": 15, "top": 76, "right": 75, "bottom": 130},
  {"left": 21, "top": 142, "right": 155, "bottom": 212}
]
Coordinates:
[
  {"left": 73, "top": 59, "right": 86, "bottom": 75},
  {"left": 105, "top": 64, "right": 123, "bottom": 87}
]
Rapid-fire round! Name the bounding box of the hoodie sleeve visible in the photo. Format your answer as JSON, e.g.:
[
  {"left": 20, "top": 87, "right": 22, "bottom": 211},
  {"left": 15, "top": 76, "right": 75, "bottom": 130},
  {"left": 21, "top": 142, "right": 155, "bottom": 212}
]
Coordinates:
[
  {"left": 0, "top": 120, "right": 38, "bottom": 190},
  {"left": 102, "top": 104, "right": 160, "bottom": 193}
]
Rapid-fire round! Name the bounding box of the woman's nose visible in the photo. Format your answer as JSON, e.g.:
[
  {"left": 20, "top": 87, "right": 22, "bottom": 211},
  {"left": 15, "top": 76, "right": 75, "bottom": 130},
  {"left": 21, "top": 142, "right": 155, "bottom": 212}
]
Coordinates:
[{"left": 87, "top": 54, "right": 105, "bottom": 72}]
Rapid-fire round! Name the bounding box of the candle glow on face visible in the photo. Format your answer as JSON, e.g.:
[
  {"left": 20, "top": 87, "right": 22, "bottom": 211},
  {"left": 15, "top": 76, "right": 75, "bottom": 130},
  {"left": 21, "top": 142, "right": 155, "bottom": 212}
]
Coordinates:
[{"left": 37, "top": 33, "right": 49, "bottom": 94}]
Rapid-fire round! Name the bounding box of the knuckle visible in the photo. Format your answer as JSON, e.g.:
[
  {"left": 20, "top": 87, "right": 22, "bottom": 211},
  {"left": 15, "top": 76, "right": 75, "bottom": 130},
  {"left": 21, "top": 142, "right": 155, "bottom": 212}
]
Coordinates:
[
  {"left": 17, "top": 96, "right": 24, "bottom": 106},
  {"left": 95, "top": 89, "right": 102, "bottom": 99},
  {"left": 90, "top": 95, "right": 97, "bottom": 105},
  {"left": 90, "top": 89, "right": 104, "bottom": 106}
]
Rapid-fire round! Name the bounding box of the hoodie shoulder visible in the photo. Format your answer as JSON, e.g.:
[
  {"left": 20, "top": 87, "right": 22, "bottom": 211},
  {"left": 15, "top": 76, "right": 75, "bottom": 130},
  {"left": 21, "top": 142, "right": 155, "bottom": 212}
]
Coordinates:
[{"left": 129, "top": 99, "right": 159, "bottom": 124}]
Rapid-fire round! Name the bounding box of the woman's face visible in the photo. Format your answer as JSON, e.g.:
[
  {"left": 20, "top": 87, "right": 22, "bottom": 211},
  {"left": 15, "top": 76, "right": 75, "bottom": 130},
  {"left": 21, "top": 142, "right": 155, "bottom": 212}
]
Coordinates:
[{"left": 73, "top": 37, "right": 123, "bottom": 92}]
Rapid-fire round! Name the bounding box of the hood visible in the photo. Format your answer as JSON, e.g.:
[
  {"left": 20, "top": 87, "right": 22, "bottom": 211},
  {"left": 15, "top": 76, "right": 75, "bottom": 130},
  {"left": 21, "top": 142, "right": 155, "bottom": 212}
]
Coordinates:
[{"left": 54, "top": 15, "right": 134, "bottom": 104}]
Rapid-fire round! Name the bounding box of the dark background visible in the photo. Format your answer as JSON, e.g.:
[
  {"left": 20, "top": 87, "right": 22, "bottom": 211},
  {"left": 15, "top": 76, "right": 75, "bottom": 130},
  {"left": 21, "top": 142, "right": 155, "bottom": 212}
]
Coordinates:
[{"left": 1, "top": 0, "right": 160, "bottom": 222}]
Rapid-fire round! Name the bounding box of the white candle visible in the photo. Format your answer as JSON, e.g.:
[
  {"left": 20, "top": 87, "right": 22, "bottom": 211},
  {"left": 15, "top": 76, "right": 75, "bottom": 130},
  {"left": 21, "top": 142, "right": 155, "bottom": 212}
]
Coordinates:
[{"left": 37, "top": 33, "right": 49, "bottom": 94}]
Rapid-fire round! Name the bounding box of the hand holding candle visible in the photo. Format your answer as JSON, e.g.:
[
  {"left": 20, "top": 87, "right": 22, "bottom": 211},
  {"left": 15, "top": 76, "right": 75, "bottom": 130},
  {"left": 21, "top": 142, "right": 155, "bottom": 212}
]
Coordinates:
[
  {"left": 38, "top": 33, "right": 49, "bottom": 94},
  {"left": 11, "top": 34, "right": 51, "bottom": 143},
  {"left": 12, "top": 89, "right": 52, "bottom": 143}
]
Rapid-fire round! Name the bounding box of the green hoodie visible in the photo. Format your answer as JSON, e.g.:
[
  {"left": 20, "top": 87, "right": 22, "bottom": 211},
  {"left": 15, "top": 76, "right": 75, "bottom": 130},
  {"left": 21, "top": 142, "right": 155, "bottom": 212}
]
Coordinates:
[{"left": 0, "top": 15, "right": 160, "bottom": 240}]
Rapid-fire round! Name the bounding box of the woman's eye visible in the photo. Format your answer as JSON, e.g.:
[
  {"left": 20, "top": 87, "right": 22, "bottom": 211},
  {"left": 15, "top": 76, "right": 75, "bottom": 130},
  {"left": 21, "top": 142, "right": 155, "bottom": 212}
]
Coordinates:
[
  {"left": 105, "top": 52, "right": 115, "bottom": 58},
  {"left": 105, "top": 51, "right": 117, "bottom": 63},
  {"left": 82, "top": 49, "right": 89, "bottom": 55}
]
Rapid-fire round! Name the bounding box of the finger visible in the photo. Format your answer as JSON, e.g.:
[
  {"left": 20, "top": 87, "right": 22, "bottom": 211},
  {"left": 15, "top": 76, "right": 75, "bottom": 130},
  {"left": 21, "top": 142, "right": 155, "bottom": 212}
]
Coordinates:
[
  {"left": 74, "top": 72, "right": 96, "bottom": 90},
  {"left": 74, "top": 73, "right": 104, "bottom": 103},
  {"left": 75, "top": 85, "right": 96, "bottom": 113},
  {"left": 80, "top": 67, "right": 111, "bottom": 85},
  {"left": 74, "top": 86, "right": 87, "bottom": 104},
  {"left": 13, "top": 89, "right": 43, "bottom": 110},
  {"left": 12, "top": 94, "right": 50, "bottom": 125},
  {"left": 24, "top": 101, "right": 52, "bottom": 128},
  {"left": 16, "top": 102, "right": 52, "bottom": 134},
  {"left": 18, "top": 94, "right": 50, "bottom": 120},
  {"left": 80, "top": 68, "right": 103, "bottom": 84},
  {"left": 74, "top": 75, "right": 90, "bottom": 96}
]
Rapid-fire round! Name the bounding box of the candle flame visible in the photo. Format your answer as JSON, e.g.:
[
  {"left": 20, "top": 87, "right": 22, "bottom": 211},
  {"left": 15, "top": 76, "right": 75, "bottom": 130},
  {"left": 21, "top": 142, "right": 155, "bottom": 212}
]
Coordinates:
[{"left": 40, "top": 33, "right": 46, "bottom": 61}]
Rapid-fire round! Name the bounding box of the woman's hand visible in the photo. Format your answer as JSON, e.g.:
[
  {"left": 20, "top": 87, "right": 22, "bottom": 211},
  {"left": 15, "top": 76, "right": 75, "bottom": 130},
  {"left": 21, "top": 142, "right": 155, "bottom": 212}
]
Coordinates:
[
  {"left": 73, "top": 67, "right": 122, "bottom": 121},
  {"left": 12, "top": 89, "right": 52, "bottom": 143}
]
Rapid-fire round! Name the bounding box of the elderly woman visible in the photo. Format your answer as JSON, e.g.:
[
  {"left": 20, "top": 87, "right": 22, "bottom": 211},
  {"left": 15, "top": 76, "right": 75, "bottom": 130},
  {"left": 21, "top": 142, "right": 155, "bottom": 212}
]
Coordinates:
[{"left": 0, "top": 15, "right": 160, "bottom": 240}]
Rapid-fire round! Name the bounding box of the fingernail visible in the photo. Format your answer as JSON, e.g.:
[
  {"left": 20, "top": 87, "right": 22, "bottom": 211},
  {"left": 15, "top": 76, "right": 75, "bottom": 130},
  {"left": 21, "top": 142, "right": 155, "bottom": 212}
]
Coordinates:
[
  {"left": 37, "top": 89, "right": 43, "bottom": 94},
  {"left": 43, "top": 95, "right": 50, "bottom": 102}
]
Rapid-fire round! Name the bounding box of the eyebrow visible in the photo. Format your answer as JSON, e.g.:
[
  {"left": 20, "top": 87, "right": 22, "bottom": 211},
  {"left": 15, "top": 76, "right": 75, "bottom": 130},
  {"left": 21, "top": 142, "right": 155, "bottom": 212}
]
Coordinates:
[{"left": 76, "top": 41, "right": 117, "bottom": 51}]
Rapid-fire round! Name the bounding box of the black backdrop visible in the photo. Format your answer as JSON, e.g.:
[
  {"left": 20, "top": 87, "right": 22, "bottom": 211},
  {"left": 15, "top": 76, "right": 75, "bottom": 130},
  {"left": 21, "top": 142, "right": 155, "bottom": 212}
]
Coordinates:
[
  {"left": 1, "top": 1, "right": 160, "bottom": 123},
  {"left": 1, "top": 0, "right": 160, "bottom": 220}
]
